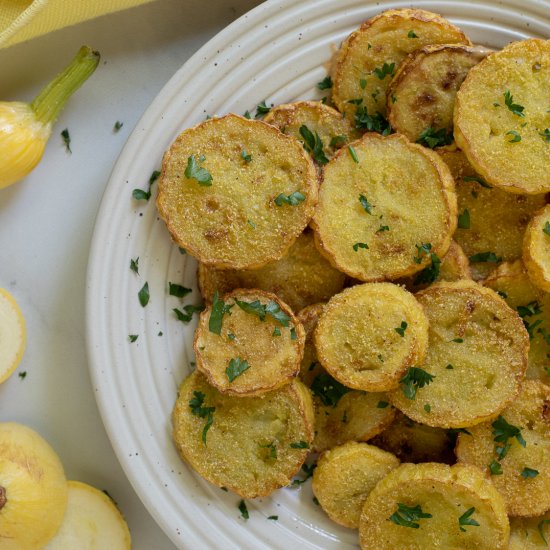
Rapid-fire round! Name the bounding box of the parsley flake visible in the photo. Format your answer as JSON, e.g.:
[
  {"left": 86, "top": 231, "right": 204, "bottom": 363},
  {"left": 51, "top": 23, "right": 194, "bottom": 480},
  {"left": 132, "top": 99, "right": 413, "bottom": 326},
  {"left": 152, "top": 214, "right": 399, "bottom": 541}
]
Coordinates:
[
  {"left": 458, "top": 209, "right": 470, "bottom": 229},
  {"left": 377, "top": 400, "right": 389, "bottom": 408},
  {"left": 241, "top": 149, "right": 252, "bottom": 162},
  {"left": 272, "top": 327, "right": 281, "bottom": 337},
  {"left": 138, "top": 282, "right": 149, "bottom": 307},
  {"left": 317, "top": 76, "right": 332, "bottom": 90},
  {"left": 290, "top": 441, "right": 309, "bottom": 449},
  {"left": 268, "top": 515, "right": 279, "bottom": 521},
  {"left": 450, "top": 338, "right": 464, "bottom": 343},
  {"left": 395, "top": 321, "right": 408, "bottom": 337},
  {"left": 299, "top": 125, "right": 329, "bottom": 164},
  {"left": 255, "top": 100, "right": 271, "bottom": 119},
  {"left": 407, "top": 30, "right": 418, "bottom": 38},
  {"left": 173, "top": 304, "right": 204, "bottom": 323},
  {"left": 540, "top": 128, "right": 550, "bottom": 142},
  {"left": 521, "top": 467, "right": 539, "bottom": 478},
  {"left": 311, "top": 373, "right": 350, "bottom": 407},
  {"left": 113, "top": 121, "right": 123, "bottom": 132},
  {"left": 185, "top": 155, "right": 213, "bottom": 186},
  {"left": 189, "top": 391, "right": 215, "bottom": 444},
  {"left": 492, "top": 415, "right": 526, "bottom": 449},
  {"left": 506, "top": 130, "right": 522, "bottom": 143},
  {"left": 469, "top": 252, "right": 502, "bottom": 263},
  {"left": 463, "top": 175, "right": 492, "bottom": 188},
  {"left": 504, "top": 90, "right": 525, "bottom": 117},
  {"left": 377, "top": 224, "right": 390, "bottom": 233},
  {"left": 414, "top": 253, "right": 441, "bottom": 285},
  {"left": 353, "top": 242, "right": 369, "bottom": 251},
  {"left": 417, "top": 127, "right": 453, "bottom": 149},
  {"left": 400, "top": 367, "right": 435, "bottom": 400},
  {"left": 18, "top": 371, "right": 27, "bottom": 380},
  {"left": 209, "top": 291, "right": 233, "bottom": 335},
  {"left": 424, "top": 403, "right": 431, "bottom": 413},
  {"left": 169, "top": 283, "right": 192, "bottom": 298},
  {"left": 226, "top": 357, "right": 250, "bottom": 382},
  {"left": 61, "top": 128, "right": 71, "bottom": 153},
  {"left": 389, "top": 503, "right": 432, "bottom": 529},
  {"left": 489, "top": 460, "right": 503, "bottom": 475},
  {"left": 359, "top": 194, "right": 374, "bottom": 214},
  {"left": 238, "top": 500, "right": 249, "bottom": 519},
  {"left": 290, "top": 327, "right": 297, "bottom": 340},
  {"left": 458, "top": 507, "right": 480, "bottom": 532},
  {"left": 132, "top": 170, "right": 160, "bottom": 201},
  {"left": 234, "top": 298, "right": 290, "bottom": 326},
  {"left": 414, "top": 242, "right": 432, "bottom": 264},
  {"left": 354, "top": 105, "right": 392, "bottom": 135},
  {"left": 373, "top": 62, "right": 395, "bottom": 80},
  {"left": 543, "top": 221, "right": 550, "bottom": 237},
  {"left": 130, "top": 257, "right": 139, "bottom": 275},
  {"left": 128, "top": 334, "right": 138, "bottom": 343},
  {"left": 348, "top": 145, "right": 359, "bottom": 163},
  {"left": 274, "top": 191, "right": 306, "bottom": 206},
  {"left": 329, "top": 135, "right": 347, "bottom": 147},
  {"left": 538, "top": 519, "right": 550, "bottom": 545}
]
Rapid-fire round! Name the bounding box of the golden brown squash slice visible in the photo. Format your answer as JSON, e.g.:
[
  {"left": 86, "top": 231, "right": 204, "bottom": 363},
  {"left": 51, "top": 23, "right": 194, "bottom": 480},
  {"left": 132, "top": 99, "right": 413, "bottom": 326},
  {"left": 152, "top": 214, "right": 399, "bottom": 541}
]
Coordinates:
[
  {"left": 509, "top": 511, "right": 550, "bottom": 549},
  {"left": 524, "top": 204, "right": 550, "bottom": 293},
  {"left": 172, "top": 371, "right": 314, "bottom": 498},
  {"left": 156, "top": 114, "right": 318, "bottom": 269},
  {"left": 454, "top": 39, "right": 550, "bottom": 195}
]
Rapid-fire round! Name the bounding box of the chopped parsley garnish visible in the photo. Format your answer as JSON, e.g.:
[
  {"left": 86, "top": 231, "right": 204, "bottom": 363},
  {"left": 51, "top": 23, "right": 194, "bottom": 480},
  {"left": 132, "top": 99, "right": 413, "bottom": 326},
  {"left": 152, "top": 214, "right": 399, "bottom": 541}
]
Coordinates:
[
  {"left": 241, "top": 149, "right": 252, "bottom": 162},
  {"left": 424, "top": 403, "right": 431, "bottom": 413},
  {"left": 238, "top": 500, "right": 249, "bottom": 519},
  {"left": 446, "top": 364, "right": 454, "bottom": 370},
  {"left": 506, "top": 130, "right": 522, "bottom": 143},
  {"left": 458, "top": 507, "right": 480, "bottom": 532},
  {"left": 61, "top": 128, "right": 71, "bottom": 153},
  {"left": 290, "top": 441, "right": 309, "bottom": 449},
  {"left": 274, "top": 191, "right": 306, "bottom": 206},
  {"left": 497, "top": 290, "right": 508, "bottom": 299},
  {"left": 504, "top": 90, "right": 525, "bottom": 117},
  {"left": 130, "top": 257, "right": 139, "bottom": 275},
  {"left": 348, "top": 145, "right": 359, "bottom": 163},
  {"left": 540, "top": 128, "right": 550, "bottom": 142},
  {"left": 458, "top": 209, "right": 470, "bottom": 229},
  {"left": 417, "top": 127, "right": 453, "bottom": 149},
  {"left": 492, "top": 415, "right": 526, "bottom": 450},
  {"left": 489, "top": 460, "right": 503, "bottom": 476},
  {"left": 138, "top": 282, "right": 149, "bottom": 307},
  {"left": 517, "top": 301, "right": 543, "bottom": 339},
  {"left": 359, "top": 194, "right": 374, "bottom": 214},
  {"left": 209, "top": 291, "right": 233, "bottom": 335},
  {"left": 407, "top": 30, "right": 418, "bottom": 38},
  {"left": 463, "top": 175, "right": 492, "bottom": 188},
  {"left": 395, "top": 321, "right": 408, "bottom": 337},
  {"left": 450, "top": 338, "right": 464, "bottom": 343},
  {"left": 400, "top": 367, "right": 435, "bottom": 400},
  {"left": 168, "top": 283, "right": 192, "bottom": 298},
  {"left": 373, "top": 62, "right": 396, "bottom": 80},
  {"left": 543, "top": 221, "right": 550, "bottom": 237},
  {"left": 184, "top": 155, "right": 213, "bottom": 186},
  {"left": 247, "top": 219, "right": 256, "bottom": 229},
  {"left": 299, "top": 125, "right": 329, "bottom": 164},
  {"left": 329, "top": 135, "right": 347, "bottom": 147},
  {"left": 132, "top": 169, "right": 160, "bottom": 201},
  {"left": 291, "top": 463, "right": 317, "bottom": 486},
  {"left": 317, "top": 76, "right": 332, "bottom": 90},
  {"left": 179, "top": 247, "right": 187, "bottom": 254},
  {"left": 189, "top": 391, "right": 215, "bottom": 444},
  {"left": 226, "top": 357, "right": 250, "bottom": 382},
  {"left": 173, "top": 304, "right": 204, "bottom": 323},
  {"left": 113, "top": 121, "right": 123, "bottom": 132},
  {"left": 521, "top": 467, "right": 539, "bottom": 478},
  {"left": 469, "top": 252, "right": 502, "bottom": 263},
  {"left": 267, "top": 515, "right": 279, "bottom": 521},
  {"left": 311, "top": 372, "right": 350, "bottom": 407},
  {"left": 128, "top": 334, "right": 138, "bottom": 343},
  {"left": 377, "top": 224, "right": 390, "bottom": 233},
  {"left": 377, "top": 400, "right": 389, "bottom": 408},
  {"left": 353, "top": 242, "right": 369, "bottom": 251},
  {"left": 243, "top": 110, "right": 251, "bottom": 119},
  {"left": 255, "top": 100, "right": 271, "bottom": 118},
  {"left": 272, "top": 327, "right": 281, "bottom": 337},
  {"left": 290, "top": 327, "right": 297, "bottom": 340},
  {"left": 414, "top": 252, "right": 441, "bottom": 285},
  {"left": 18, "top": 371, "right": 27, "bottom": 379},
  {"left": 389, "top": 503, "right": 432, "bottom": 529},
  {"left": 354, "top": 105, "right": 392, "bottom": 134},
  {"left": 360, "top": 78, "right": 367, "bottom": 89},
  {"left": 234, "top": 298, "right": 290, "bottom": 326},
  {"left": 414, "top": 242, "right": 432, "bottom": 264}
]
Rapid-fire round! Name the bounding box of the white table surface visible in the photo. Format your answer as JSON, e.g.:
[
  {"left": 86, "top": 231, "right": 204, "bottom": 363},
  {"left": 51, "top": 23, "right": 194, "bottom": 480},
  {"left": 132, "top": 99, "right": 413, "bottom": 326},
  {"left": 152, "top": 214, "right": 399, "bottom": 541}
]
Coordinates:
[{"left": 0, "top": 0, "right": 262, "bottom": 547}]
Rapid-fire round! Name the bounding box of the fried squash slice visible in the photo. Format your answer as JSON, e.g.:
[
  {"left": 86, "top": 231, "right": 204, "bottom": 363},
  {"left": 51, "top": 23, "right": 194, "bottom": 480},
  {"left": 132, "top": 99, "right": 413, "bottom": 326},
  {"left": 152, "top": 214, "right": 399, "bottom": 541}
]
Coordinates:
[
  {"left": 197, "top": 231, "right": 346, "bottom": 313},
  {"left": 358, "top": 462, "right": 509, "bottom": 550},
  {"left": 456, "top": 380, "right": 550, "bottom": 517},
  {"left": 509, "top": 511, "right": 550, "bottom": 549},
  {"left": 194, "top": 289, "right": 304, "bottom": 396},
  {"left": 524, "top": 204, "right": 550, "bottom": 293},
  {"left": 387, "top": 44, "right": 489, "bottom": 143},
  {"left": 454, "top": 39, "right": 550, "bottom": 195},
  {"left": 297, "top": 303, "right": 395, "bottom": 452},
  {"left": 438, "top": 148, "right": 547, "bottom": 281},
  {"left": 312, "top": 132, "right": 457, "bottom": 281},
  {"left": 314, "top": 283, "right": 429, "bottom": 392},
  {"left": 484, "top": 261, "right": 550, "bottom": 384},
  {"left": 156, "top": 114, "right": 318, "bottom": 269},
  {"left": 332, "top": 8, "right": 470, "bottom": 124},
  {"left": 389, "top": 281, "right": 529, "bottom": 428},
  {"left": 172, "top": 371, "right": 314, "bottom": 498},
  {"left": 263, "top": 100, "right": 359, "bottom": 165},
  {"left": 370, "top": 410, "right": 456, "bottom": 465},
  {"left": 312, "top": 442, "right": 400, "bottom": 529}
]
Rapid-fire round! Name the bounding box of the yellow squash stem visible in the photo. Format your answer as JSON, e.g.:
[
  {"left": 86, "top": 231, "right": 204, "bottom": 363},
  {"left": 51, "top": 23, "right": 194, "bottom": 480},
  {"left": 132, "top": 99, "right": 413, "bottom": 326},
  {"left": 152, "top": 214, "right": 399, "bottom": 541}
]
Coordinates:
[{"left": 0, "top": 46, "right": 100, "bottom": 189}]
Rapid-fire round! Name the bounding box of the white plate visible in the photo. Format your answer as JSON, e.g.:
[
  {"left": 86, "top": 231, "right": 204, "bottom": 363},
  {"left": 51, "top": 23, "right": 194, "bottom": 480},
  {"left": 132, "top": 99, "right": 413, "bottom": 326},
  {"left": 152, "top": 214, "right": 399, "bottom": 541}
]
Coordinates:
[{"left": 86, "top": 1, "right": 550, "bottom": 548}]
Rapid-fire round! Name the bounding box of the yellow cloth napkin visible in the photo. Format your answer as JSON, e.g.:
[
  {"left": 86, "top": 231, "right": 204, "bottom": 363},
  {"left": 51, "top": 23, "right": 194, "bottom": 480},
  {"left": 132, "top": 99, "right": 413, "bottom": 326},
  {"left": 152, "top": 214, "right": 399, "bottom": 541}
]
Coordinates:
[{"left": 0, "top": 0, "right": 155, "bottom": 49}]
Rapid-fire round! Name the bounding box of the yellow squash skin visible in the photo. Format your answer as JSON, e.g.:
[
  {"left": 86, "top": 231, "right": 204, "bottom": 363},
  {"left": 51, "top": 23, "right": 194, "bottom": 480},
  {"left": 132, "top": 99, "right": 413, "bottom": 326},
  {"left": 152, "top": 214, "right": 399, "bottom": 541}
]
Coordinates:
[
  {"left": 0, "top": 422, "right": 68, "bottom": 549},
  {"left": 0, "top": 103, "right": 50, "bottom": 189}
]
